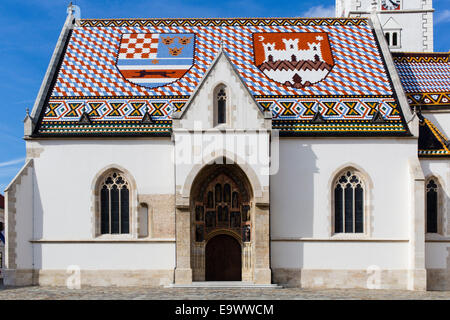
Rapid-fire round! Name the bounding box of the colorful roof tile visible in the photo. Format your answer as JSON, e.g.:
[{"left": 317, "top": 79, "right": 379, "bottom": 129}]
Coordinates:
[
  {"left": 418, "top": 114, "right": 450, "bottom": 157},
  {"left": 393, "top": 52, "right": 450, "bottom": 110},
  {"left": 35, "top": 17, "right": 410, "bottom": 136}
]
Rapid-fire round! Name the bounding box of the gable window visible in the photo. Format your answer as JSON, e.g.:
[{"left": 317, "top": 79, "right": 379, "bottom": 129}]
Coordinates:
[
  {"left": 334, "top": 170, "right": 365, "bottom": 234},
  {"left": 100, "top": 171, "right": 130, "bottom": 234},
  {"left": 426, "top": 178, "right": 440, "bottom": 234},
  {"left": 214, "top": 85, "right": 227, "bottom": 126},
  {"left": 217, "top": 88, "right": 226, "bottom": 124}
]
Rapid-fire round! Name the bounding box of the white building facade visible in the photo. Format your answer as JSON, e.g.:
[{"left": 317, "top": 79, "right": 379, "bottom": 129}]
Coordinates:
[
  {"left": 337, "top": 0, "right": 434, "bottom": 52},
  {"left": 3, "top": 3, "right": 449, "bottom": 290}
]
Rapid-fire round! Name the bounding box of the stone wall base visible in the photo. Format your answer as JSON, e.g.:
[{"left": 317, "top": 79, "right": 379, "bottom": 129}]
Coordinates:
[
  {"left": 427, "top": 269, "right": 450, "bottom": 291},
  {"left": 272, "top": 268, "right": 410, "bottom": 290},
  {"left": 4, "top": 269, "right": 174, "bottom": 287},
  {"left": 3, "top": 269, "right": 36, "bottom": 286}
]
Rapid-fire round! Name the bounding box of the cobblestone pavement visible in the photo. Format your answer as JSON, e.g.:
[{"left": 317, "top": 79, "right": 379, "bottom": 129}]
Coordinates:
[{"left": 1, "top": 285, "right": 450, "bottom": 300}]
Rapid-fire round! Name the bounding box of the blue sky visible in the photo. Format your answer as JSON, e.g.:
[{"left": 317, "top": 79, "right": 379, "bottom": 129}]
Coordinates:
[{"left": 0, "top": 0, "right": 449, "bottom": 192}]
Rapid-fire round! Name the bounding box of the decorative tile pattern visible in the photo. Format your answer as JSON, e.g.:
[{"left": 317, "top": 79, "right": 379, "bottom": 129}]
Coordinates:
[
  {"left": 418, "top": 116, "right": 450, "bottom": 157},
  {"left": 37, "top": 18, "right": 408, "bottom": 135},
  {"left": 393, "top": 52, "right": 450, "bottom": 109}
]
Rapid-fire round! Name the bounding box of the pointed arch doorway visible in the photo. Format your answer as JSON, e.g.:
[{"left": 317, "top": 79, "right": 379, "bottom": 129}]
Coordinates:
[{"left": 190, "top": 164, "right": 253, "bottom": 282}]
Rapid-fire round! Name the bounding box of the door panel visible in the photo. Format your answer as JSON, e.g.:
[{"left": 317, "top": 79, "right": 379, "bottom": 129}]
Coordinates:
[{"left": 205, "top": 234, "right": 242, "bottom": 281}]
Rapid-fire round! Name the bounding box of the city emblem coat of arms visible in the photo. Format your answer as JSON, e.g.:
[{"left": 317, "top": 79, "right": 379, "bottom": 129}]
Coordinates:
[
  {"left": 116, "top": 33, "right": 195, "bottom": 88},
  {"left": 252, "top": 32, "right": 334, "bottom": 89}
]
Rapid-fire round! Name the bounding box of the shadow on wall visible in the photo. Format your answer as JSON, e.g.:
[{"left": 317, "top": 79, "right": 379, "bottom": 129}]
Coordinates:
[
  {"left": 270, "top": 142, "right": 318, "bottom": 240},
  {"left": 33, "top": 168, "right": 43, "bottom": 272}
]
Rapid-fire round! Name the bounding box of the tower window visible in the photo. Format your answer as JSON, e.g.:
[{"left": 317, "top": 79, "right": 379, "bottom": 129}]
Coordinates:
[
  {"left": 385, "top": 32, "right": 390, "bottom": 46},
  {"left": 392, "top": 32, "right": 398, "bottom": 46}
]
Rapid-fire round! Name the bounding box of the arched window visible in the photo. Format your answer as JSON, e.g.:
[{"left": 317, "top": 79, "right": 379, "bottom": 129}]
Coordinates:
[
  {"left": 426, "top": 178, "right": 440, "bottom": 234},
  {"left": 392, "top": 32, "right": 398, "bottom": 46},
  {"left": 99, "top": 171, "right": 130, "bottom": 234},
  {"left": 334, "top": 169, "right": 365, "bottom": 234},
  {"left": 215, "top": 85, "right": 227, "bottom": 126}
]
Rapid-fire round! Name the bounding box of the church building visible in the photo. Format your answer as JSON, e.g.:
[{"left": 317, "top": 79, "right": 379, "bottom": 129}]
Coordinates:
[{"left": 3, "top": 0, "right": 449, "bottom": 290}]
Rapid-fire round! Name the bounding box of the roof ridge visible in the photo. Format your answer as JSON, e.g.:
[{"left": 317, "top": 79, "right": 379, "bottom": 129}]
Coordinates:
[{"left": 78, "top": 17, "right": 368, "bottom": 21}]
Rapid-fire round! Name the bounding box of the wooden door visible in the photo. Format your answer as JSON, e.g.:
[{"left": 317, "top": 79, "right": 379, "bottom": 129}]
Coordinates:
[{"left": 205, "top": 234, "right": 242, "bottom": 281}]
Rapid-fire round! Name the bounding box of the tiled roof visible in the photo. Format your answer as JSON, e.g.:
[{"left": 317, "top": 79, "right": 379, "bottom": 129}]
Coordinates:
[
  {"left": 35, "top": 17, "right": 410, "bottom": 136},
  {"left": 418, "top": 114, "right": 450, "bottom": 157},
  {"left": 392, "top": 52, "right": 450, "bottom": 109}
]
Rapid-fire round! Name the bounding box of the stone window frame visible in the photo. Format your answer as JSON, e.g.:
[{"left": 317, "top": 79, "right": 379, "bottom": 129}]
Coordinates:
[
  {"left": 425, "top": 175, "right": 445, "bottom": 236},
  {"left": 329, "top": 165, "right": 373, "bottom": 239},
  {"left": 213, "top": 83, "right": 231, "bottom": 128},
  {"left": 91, "top": 165, "right": 139, "bottom": 239}
]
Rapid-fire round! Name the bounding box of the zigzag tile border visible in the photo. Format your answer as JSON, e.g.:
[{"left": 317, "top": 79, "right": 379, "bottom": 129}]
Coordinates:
[
  {"left": 406, "top": 92, "right": 450, "bottom": 107},
  {"left": 256, "top": 97, "right": 402, "bottom": 120},
  {"left": 41, "top": 99, "right": 188, "bottom": 122},
  {"left": 77, "top": 18, "right": 369, "bottom": 28}
]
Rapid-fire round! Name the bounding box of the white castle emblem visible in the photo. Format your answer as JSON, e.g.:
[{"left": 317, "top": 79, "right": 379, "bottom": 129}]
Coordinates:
[
  {"left": 255, "top": 34, "right": 334, "bottom": 89},
  {"left": 262, "top": 36, "right": 325, "bottom": 63}
]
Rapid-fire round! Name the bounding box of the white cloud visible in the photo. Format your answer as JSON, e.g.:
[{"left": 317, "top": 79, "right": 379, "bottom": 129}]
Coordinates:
[
  {"left": 435, "top": 10, "right": 450, "bottom": 24},
  {"left": 302, "top": 5, "right": 335, "bottom": 18},
  {"left": 0, "top": 158, "right": 25, "bottom": 168}
]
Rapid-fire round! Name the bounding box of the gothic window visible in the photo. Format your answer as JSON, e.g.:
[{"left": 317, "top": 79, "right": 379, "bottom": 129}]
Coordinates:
[
  {"left": 334, "top": 170, "right": 365, "bottom": 234},
  {"left": 426, "top": 178, "right": 440, "bottom": 234},
  {"left": 99, "top": 171, "right": 130, "bottom": 234},
  {"left": 215, "top": 85, "right": 227, "bottom": 126}
]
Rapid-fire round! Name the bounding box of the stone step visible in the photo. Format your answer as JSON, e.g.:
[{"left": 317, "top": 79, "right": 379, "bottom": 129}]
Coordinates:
[{"left": 165, "top": 281, "right": 283, "bottom": 289}]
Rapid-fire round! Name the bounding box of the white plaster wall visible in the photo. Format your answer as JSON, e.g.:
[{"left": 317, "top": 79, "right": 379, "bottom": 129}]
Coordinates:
[
  {"left": 25, "top": 139, "right": 175, "bottom": 271},
  {"left": 13, "top": 165, "right": 34, "bottom": 269},
  {"left": 343, "top": 0, "right": 434, "bottom": 52},
  {"left": 271, "top": 138, "right": 418, "bottom": 269},
  {"left": 34, "top": 243, "right": 175, "bottom": 270},
  {"left": 175, "top": 131, "right": 270, "bottom": 195},
  {"left": 31, "top": 139, "right": 174, "bottom": 240},
  {"left": 272, "top": 241, "right": 409, "bottom": 269},
  {"left": 421, "top": 159, "right": 450, "bottom": 269},
  {"left": 378, "top": 13, "right": 426, "bottom": 52}
]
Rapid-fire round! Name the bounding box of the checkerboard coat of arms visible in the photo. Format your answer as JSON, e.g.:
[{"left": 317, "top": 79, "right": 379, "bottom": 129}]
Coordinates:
[
  {"left": 116, "top": 33, "right": 195, "bottom": 88},
  {"left": 253, "top": 32, "right": 334, "bottom": 89}
]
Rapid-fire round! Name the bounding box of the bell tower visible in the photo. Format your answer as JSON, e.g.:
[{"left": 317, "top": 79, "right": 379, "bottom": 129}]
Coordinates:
[{"left": 336, "top": 0, "right": 434, "bottom": 52}]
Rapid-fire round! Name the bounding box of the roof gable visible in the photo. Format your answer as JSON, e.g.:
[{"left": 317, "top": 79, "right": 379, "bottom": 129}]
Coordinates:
[
  {"left": 418, "top": 115, "right": 450, "bottom": 157},
  {"left": 34, "top": 17, "right": 409, "bottom": 136},
  {"left": 382, "top": 17, "right": 401, "bottom": 30}
]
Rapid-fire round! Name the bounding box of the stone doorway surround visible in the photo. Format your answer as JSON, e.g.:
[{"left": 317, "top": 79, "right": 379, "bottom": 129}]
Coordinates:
[{"left": 174, "top": 157, "right": 271, "bottom": 285}]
